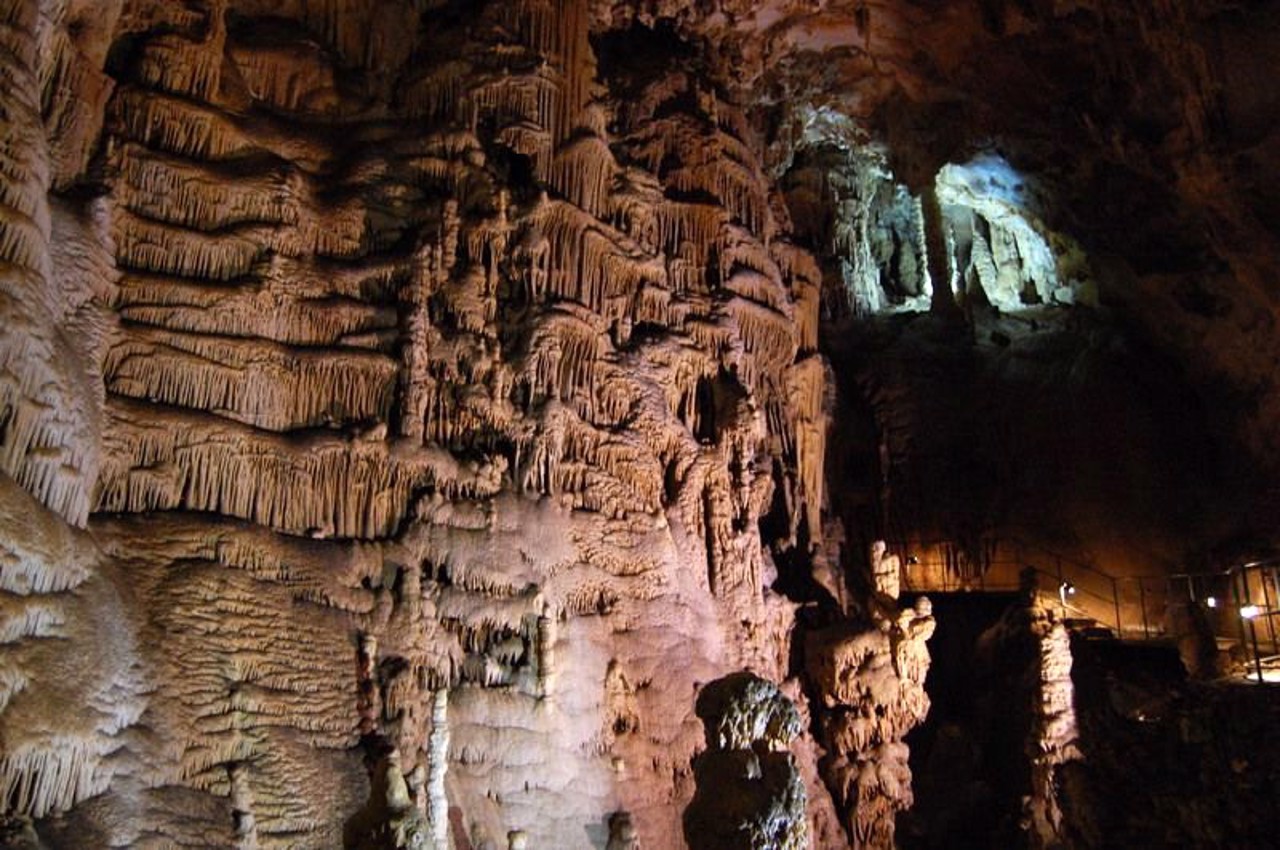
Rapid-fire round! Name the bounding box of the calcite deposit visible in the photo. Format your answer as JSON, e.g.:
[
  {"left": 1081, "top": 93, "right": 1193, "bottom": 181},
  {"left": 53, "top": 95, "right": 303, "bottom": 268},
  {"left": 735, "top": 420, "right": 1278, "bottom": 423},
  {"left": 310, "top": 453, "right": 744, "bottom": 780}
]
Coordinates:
[
  {"left": 5, "top": 0, "right": 1280, "bottom": 848},
  {"left": 684, "top": 673, "right": 808, "bottom": 850},
  {"left": 1, "top": 1, "right": 837, "bottom": 847},
  {"left": 805, "top": 544, "right": 934, "bottom": 848}
]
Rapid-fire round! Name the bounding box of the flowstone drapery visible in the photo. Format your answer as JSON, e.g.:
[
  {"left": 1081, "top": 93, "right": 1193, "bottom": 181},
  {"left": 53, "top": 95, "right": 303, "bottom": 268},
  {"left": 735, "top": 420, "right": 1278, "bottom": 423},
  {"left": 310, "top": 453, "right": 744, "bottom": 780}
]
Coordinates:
[
  {"left": 805, "top": 543, "right": 935, "bottom": 848},
  {"left": 0, "top": 2, "right": 863, "bottom": 847}
]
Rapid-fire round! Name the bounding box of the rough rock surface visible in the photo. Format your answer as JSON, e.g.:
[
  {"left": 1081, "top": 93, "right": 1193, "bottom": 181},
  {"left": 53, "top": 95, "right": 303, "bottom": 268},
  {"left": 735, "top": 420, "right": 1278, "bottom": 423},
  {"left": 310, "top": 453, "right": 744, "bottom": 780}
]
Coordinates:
[
  {"left": 1, "top": 2, "right": 837, "bottom": 847},
  {"left": 4, "top": 0, "right": 1280, "bottom": 848},
  {"left": 1065, "top": 637, "right": 1280, "bottom": 849},
  {"left": 684, "top": 673, "right": 808, "bottom": 850},
  {"left": 805, "top": 543, "right": 934, "bottom": 848},
  {"left": 900, "top": 581, "right": 1081, "bottom": 850}
]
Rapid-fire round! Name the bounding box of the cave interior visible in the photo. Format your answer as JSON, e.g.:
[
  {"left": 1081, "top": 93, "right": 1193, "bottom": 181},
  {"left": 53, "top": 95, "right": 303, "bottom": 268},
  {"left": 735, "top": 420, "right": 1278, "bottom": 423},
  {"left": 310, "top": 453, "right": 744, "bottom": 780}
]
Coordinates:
[{"left": 2, "top": 1, "right": 1280, "bottom": 848}]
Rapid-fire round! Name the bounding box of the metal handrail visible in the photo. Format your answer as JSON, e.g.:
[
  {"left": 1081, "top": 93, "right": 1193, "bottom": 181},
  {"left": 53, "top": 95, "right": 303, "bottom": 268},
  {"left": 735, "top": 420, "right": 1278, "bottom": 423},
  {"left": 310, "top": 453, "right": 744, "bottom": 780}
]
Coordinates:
[
  {"left": 1224, "top": 560, "right": 1280, "bottom": 683},
  {"left": 891, "top": 537, "right": 1128, "bottom": 636},
  {"left": 892, "top": 536, "right": 1280, "bottom": 682},
  {"left": 892, "top": 535, "right": 1172, "bottom": 639}
]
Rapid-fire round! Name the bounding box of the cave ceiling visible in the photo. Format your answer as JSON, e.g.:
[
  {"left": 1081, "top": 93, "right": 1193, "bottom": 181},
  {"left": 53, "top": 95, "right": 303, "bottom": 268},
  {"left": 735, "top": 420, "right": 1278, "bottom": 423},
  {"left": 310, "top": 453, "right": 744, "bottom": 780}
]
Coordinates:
[{"left": 615, "top": 0, "right": 1280, "bottom": 461}]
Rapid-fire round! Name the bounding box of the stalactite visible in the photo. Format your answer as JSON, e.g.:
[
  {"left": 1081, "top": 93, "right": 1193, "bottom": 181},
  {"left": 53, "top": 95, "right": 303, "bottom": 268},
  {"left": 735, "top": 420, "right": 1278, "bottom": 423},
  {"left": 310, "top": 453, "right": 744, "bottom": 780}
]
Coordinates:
[
  {"left": 229, "top": 761, "right": 259, "bottom": 850},
  {"left": 609, "top": 167, "right": 662, "bottom": 253},
  {"left": 357, "top": 634, "right": 380, "bottom": 738},
  {"left": 38, "top": 22, "right": 114, "bottom": 189},
  {"left": 427, "top": 690, "right": 450, "bottom": 847},
  {"left": 773, "top": 240, "right": 822, "bottom": 354},
  {"left": 230, "top": 41, "right": 340, "bottom": 115},
  {"left": 112, "top": 209, "right": 263, "bottom": 280},
  {"left": 531, "top": 200, "right": 663, "bottom": 321},
  {"left": 105, "top": 326, "right": 398, "bottom": 431},
  {"left": 667, "top": 155, "right": 770, "bottom": 238},
  {"left": 534, "top": 611, "right": 555, "bottom": 696},
  {"left": 401, "top": 231, "right": 441, "bottom": 442},
  {"left": 117, "top": 274, "right": 398, "bottom": 348},
  {"left": 0, "top": 739, "right": 113, "bottom": 820},
  {"left": 969, "top": 218, "right": 999, "bottom": 297},
  {"left": 134, "top": 30, "right": 225, "bottom": 103},
  {"left": 467, "top": 190, "right": 511, "bottom": 300},
  {"left": 116, "top": 145, "right": 295, "bottom": 230},
  {"left": 472, "top": 71, "right": 560, "bottom": 138},
  {"left": 920, "top": 186, "right": 957, "bottom": 317},
  {"left": 656, "top": 200, "right": 726, "bottom": 283},
  {"left": 114, "top": 88, "right": 257, "bottom": 161},
  {"left": 402, "top": 58, "right": 468, "bottom": 124},
  {"left": 548, "top": 131, "right": 616, "bottom": 220},
  {"left": 497, "top": 0, "right": 592, "bottom": 142},
  {"left": 1, "top": 5, "right": 837, "bottom": 846},
  {"left": 723, "top": 267, "right": 791, "bottom": 315},
  {"left": 0, "top": 0, "right": 103, "bottom": 527},
  {"left": 97, "top": 399, "right": 502, "bottom": 538},
  {"left": 786, "top": 356, "right": 831, "bottom": 545}
]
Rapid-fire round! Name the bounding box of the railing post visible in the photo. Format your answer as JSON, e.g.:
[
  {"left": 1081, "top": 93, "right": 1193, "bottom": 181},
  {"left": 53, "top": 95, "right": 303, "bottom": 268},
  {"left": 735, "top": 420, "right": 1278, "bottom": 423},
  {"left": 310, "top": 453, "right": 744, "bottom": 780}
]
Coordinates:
[
  {"left": 1056, "top": 556, "right": 1065, "bottom": 619},
  {"left": 1232, "top": 570, "right": 1256, "bottom": 681},
  {"left": 1112, "top": 576, "right": 1122, "bottom": 636},
  {"left": 1139, "top": 580, "right": 1150, "bottom": 639},
  {"left": 1262, "top": 566, "right": 1277, "bottom": 655}
]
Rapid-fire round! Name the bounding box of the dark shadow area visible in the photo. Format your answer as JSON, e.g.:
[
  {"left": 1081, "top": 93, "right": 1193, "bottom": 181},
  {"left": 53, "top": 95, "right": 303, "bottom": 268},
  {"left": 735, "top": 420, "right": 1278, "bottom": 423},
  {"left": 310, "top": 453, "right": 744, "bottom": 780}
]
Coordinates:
[{"left": 898, "top": 592, "right": 1028, "bottom": 850}]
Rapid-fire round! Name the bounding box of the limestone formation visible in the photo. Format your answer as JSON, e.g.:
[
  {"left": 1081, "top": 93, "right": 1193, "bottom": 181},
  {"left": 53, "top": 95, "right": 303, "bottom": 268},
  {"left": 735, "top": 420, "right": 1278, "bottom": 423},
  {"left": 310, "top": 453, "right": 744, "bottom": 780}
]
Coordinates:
[
  {"left": 4, "top": 0, "right": 1280, "bottom": 848},
  {"left": 805, "top": 543, "right": 935, "bottom": 849},
  {"left": 344, "top": 750, "right": 433, "bottom": 850},
  {"left": 684, "top": 673, "right": 808, "bottom": 850},
  {"left": 0, "top": 1, "right": 836, "bottom": 846},
  {"left": 963, "top": 578, "right": 1084, "bottom": 850}
]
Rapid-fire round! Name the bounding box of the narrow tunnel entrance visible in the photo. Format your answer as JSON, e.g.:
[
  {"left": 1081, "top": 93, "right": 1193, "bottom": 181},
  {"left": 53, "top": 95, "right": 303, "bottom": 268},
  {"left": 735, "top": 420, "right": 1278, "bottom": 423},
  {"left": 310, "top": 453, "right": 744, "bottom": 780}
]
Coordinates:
[{"left": 897, "top": 591, "right": 1030, "bottom": 850}]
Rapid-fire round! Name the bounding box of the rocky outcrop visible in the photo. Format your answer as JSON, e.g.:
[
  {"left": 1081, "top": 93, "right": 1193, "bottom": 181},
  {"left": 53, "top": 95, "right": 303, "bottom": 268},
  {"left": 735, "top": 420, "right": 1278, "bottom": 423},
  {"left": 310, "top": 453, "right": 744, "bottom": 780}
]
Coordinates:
[
  {"left": 1066, "top": 637, "right": 1280, "bottom": 849},
  {"left": 0, "top": 1, "right": 841, "bottom": 847},
  {"left": 806, "top": 543, "right": 935, "bottom": 848},
  {"left": 684, "top": 673, "right": 808, "bottom": 850},
  {"left": 950, "top": 579, "right": 1083, "bottom": 850}
]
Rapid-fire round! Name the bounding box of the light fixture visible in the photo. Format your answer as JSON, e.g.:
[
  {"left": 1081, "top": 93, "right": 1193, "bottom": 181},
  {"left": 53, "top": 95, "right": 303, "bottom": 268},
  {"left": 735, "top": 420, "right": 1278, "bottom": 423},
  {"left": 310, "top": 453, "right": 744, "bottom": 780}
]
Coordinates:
[
  {"left": 1058, "top": 581, "right": 1075, "bottom": 606},
  {"left": 1205, "top": 596, "right": 1218, "bottom": 609},
  {"left": 1240, "top": 604, "right": 1266, "bottom": 683}
]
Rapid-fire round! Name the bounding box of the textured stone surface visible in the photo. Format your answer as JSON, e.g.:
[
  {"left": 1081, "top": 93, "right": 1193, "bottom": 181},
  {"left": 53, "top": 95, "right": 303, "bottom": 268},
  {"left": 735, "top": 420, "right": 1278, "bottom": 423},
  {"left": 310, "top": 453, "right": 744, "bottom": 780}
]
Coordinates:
[
  {"left": 685, "top": 673, "right": 808, "bottom": 850},
  {"left": 1, "top": 2, "right": 833, "bottom": 847},
  {"left": 804, "top": 546, "right": 934, "bottom": 848},
  {"left": 4, "top": 1, "right": 1280, "bottom": 848}
]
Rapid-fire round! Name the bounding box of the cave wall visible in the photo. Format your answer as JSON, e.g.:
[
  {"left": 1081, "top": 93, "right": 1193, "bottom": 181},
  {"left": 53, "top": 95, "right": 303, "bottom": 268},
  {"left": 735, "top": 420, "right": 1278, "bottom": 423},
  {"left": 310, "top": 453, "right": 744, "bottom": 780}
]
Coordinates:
[
  {"left": 0, "top": 1, "right": 865, "bottom": 847},
  {"left": 5, "top": 1, "right": 1280, "bottom": 848},
  {"left": 1064, "top": 633, "right": 1280, "bottom": 849}
]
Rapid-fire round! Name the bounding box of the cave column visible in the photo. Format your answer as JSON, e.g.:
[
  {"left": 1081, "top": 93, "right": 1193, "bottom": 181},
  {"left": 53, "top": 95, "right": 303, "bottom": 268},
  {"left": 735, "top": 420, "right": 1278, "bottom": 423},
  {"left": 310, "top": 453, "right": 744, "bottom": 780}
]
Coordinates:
[{"left": 921, "top": 185, "right": 961, "bottom": 317}]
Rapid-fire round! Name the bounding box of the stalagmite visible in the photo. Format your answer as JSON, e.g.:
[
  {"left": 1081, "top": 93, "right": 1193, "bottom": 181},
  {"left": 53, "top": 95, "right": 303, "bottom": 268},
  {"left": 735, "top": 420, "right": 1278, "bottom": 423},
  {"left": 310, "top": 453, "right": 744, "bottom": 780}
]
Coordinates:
[
  {"left": 684, "top": 673, "right": 809, "bottom": 850},
  {"left": 427, "top": 690, "right": 450, "bottom": 849},
  {"left": 920, "top": 186, "right": 958, "bottom": 317},
  {"left": 806, "top": 541, "right": 934, "bottom": 848},
  {"left": 1025, "top": 601, "right": 1083, "bottom": 849}
]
